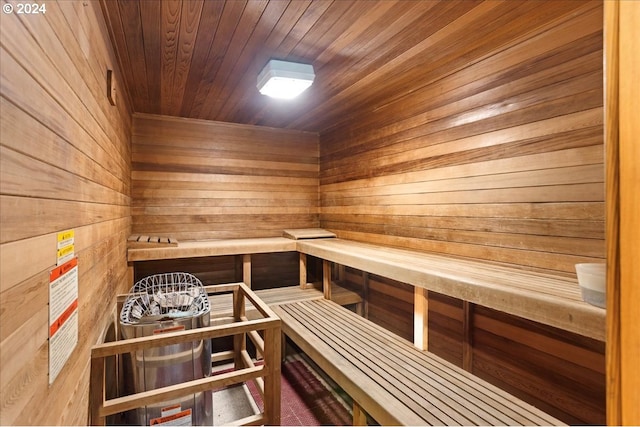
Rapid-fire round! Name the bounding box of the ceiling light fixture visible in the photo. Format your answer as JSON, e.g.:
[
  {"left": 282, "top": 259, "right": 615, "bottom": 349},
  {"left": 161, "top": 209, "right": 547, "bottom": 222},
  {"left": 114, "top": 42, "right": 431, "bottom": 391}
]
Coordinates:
[{"left": 257, "top": 59, "right": 315, "bottom": 99}]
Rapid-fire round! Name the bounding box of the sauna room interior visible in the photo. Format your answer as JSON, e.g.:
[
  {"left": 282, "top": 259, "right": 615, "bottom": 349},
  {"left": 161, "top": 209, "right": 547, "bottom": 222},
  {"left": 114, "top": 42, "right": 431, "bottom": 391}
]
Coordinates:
[{"left": 0, "top": 0, "right": 638, "bottom": 426}]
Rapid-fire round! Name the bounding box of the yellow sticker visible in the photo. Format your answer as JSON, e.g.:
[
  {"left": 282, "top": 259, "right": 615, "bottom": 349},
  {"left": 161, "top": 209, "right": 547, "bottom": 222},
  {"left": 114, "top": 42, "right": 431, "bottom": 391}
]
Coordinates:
[{"left": 57, "top": 230, "right": 75, "bottom": 250}]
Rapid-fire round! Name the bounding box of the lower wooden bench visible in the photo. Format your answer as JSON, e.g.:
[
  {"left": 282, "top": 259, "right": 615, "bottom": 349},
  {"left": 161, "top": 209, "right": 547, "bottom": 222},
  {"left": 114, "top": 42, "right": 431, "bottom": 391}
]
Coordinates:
[{"left": 273, "top": 299, "right": 565, "bottom": 426}]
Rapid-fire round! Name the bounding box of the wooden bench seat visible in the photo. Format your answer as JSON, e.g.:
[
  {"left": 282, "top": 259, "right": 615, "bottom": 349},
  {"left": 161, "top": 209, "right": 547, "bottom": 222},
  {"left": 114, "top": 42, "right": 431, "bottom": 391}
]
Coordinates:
[
  {"left": 127, "top": 236, "right": 296, "bottom": 262},
  {"left": 274, "top": 299, "right": 565, "bottom": 426},
  {"left": 296, "top": 238, "right": 605, "bottom": 340},
  {"left": 208, "top": 284, "right": 362, "bottom": 319}
]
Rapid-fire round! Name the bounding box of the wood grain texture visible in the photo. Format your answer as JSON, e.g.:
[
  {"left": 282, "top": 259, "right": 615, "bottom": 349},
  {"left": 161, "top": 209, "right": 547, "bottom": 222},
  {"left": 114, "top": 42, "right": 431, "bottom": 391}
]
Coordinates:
[
  {"left": 0, "top": 1, "right": 132, "bottom": 424},
  {"left": 131, "top": 113, "right": 319, "bottom": 241},
  {"left": 319, "top": 1, "right": 604, "bottom": 276},
  {"left": 605, "top": 1, "right": 640, "bottom": 425}
]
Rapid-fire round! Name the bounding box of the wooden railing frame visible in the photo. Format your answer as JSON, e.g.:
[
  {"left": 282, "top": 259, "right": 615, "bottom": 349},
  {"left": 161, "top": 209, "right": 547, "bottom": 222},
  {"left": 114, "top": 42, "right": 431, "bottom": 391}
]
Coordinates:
[{"left": 90, "top": 282, "right": 281, "bottom": 426}]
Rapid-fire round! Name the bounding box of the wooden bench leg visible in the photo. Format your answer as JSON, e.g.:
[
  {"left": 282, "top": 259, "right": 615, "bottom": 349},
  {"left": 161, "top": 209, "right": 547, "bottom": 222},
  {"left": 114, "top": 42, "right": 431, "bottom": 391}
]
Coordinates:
[
  {"left": 323, "top": 259, "right": 332, "bottom": 300},
  {"left": 299, "top": 253, "right": 307, "bottom": 289},
  {"left": 353, "top": 401, "right": 368, "bottom": 426},
  {"left": 414, "top": 287, "right": 429, "bottom": 351},
  {"left": 243, "top": 254, "right": 251, "bottom": 288}
]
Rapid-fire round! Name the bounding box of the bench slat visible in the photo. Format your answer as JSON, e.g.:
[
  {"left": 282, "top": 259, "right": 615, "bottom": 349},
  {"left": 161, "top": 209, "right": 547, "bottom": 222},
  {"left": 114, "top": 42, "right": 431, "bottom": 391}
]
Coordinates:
[
  {"left": 283, "top": 302, "right": 475, "bottom": 425},
  {"left": 275, "top": 299, "right": 565, "bottom": 426},
  {"left": 305, "top": 299, "right": 557, "bottom": 426}
]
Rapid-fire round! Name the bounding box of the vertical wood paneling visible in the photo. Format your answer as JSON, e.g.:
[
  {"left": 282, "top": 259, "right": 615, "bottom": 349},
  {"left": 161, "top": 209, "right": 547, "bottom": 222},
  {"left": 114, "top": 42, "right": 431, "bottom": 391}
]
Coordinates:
[
  {"left": 605, "top": 1, "right": 640, "bottom": 424},
  {"left": 319, "top": 1, "right": 604, "bottom": 275},
  {"left": 0, "top": 1, "right": 131, "bottom": 424},
  {"left": 131, "top": 113, "right": 319, "bottom": 240}
]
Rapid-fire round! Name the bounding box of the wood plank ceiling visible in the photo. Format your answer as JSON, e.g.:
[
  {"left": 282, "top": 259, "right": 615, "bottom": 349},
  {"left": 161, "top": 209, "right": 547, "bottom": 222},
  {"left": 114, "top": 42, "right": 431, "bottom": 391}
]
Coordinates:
[
  {"left": 101, "top": 0, "right": 492, "bottom": 133},
  {"left": 102, "top": 0, "right": 586, "bottom": 134}
]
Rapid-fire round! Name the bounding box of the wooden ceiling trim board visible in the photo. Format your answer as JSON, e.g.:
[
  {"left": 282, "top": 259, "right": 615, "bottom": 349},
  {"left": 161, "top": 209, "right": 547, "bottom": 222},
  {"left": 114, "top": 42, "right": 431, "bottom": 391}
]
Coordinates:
[
  {"left": 208, "top": 0, "right": 292, "bottom": 120},
  {"left": 197, "top": 0, "right": 270, "bottom": 120},
  {"left": 188, "top": 0, "right": 248, "bottom": 118}
]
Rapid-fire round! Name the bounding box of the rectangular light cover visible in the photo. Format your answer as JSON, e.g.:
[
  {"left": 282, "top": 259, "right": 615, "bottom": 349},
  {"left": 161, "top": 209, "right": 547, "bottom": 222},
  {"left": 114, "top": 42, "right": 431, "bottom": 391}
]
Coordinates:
[{"left": 257, "top": 59, "right": 315, "bottom": 99}]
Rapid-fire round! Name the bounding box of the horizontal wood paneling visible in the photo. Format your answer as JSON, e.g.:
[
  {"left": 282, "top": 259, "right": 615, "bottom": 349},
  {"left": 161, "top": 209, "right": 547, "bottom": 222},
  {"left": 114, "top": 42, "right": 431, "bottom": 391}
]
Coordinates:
[
  {"left": 0, "top": 1, "right": 132, "bottom": 425},
  {"left": 473, "top": 306, "right": 606, "bottom": 425},
  {"left": 320, "top": 0, "right": 604, "bottom": 275},
  {"left": 131, "top": 113, "right": 319, "bottom": 241},
  {"left": 133, "top": 252, "right": 299, "bottom": 291}
]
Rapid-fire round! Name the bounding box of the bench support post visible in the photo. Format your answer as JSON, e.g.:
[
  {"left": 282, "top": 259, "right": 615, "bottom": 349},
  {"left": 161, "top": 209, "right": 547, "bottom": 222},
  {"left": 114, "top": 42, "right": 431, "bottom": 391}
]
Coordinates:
[
  {"left": 243, "top": 254, "right": 251, "bottom": 288},
  {"left": 299, "top": 253, "right": 307, "bottom": 289},
  {"left": 323, "top": 260, "right": 332, "bottom": 300},
  {"left": 414, "top": 287, "right": 429, "bottom": 350},
  {"left": 353, "top": 401, "right": 367, "bottom": 426}
]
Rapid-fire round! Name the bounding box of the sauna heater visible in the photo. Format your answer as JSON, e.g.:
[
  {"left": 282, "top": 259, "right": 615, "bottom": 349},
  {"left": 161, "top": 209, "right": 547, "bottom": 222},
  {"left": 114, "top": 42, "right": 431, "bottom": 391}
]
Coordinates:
[{"left": 119, "top": 272, "right": 212, "bottom": 426}]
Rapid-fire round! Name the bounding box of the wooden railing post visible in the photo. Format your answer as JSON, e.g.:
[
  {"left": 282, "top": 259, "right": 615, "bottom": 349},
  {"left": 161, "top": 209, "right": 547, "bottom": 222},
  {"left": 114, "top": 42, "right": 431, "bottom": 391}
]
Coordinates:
[
  {"left": 233, "top": 287, "right": 246, "bottom": 369},
  {"left": 90, "top": 355, "right": 105, "bottom": 426},
  {"left": 264, "top": 326, "right": 281, "bottom": 425}
]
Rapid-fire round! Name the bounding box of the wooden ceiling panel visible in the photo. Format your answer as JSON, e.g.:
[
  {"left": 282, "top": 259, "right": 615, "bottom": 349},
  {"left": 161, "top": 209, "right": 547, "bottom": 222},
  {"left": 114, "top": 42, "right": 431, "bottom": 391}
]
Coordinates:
[{"left": 101, "top": 0, "right": 594, "bottom": 133}]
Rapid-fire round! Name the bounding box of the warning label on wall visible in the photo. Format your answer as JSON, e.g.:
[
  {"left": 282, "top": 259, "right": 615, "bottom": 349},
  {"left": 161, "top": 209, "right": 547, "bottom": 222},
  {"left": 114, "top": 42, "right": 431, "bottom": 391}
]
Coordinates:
[{"left": 49, "top": 257, "right": 79, "bottom": 385}]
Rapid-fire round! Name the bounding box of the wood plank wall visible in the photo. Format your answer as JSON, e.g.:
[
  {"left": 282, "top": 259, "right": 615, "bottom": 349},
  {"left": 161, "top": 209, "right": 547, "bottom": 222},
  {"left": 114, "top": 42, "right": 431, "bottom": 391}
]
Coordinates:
[
  {"left": 0, "top": 1, "right": 132, "bottom": 425},
  {"left": 319, "top": 0, "right": 605, "bottom": 275},
  {"left": 131, "top": 114, "right": 319, "bottom": 241},
  {"left": 134, "top": 252, "right": 300, "bottom": 290}
]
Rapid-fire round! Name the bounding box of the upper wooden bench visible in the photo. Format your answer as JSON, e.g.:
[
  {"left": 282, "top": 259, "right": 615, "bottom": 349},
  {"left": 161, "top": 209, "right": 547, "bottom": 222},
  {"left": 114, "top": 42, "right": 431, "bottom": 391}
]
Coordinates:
[
  {"left": 127, "top": 236, "right": 297, "bottom": 261},
  {"left": 126, "top": 231, "right": 604, "bottom": 340},
  {"left": 296, "top": 238, "right": 605, "bottom": 341}
]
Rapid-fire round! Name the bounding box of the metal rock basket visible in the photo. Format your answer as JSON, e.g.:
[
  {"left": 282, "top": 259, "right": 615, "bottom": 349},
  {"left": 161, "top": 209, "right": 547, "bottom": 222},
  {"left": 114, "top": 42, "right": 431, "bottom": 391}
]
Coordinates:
[{"left": 120, "top": 272, "right": 210, "bottom": 325}]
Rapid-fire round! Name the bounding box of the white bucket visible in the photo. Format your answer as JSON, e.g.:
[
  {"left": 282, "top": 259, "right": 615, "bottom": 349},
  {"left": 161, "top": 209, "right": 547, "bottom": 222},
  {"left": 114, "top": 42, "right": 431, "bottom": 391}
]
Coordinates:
[{"left": 575, "top": 263, "right": 606, "bottom": 309}]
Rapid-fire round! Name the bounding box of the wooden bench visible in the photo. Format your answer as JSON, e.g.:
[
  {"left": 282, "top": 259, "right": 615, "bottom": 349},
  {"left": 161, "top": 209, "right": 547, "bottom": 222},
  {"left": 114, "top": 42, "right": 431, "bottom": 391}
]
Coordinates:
[
  {"left": 296, "top": 238, "right": 605, "bottom": 342},
  {"left": 274, "top": 298, "right": 565, "bottom": 426},
  {"left": 208, "top": 283, "right": 362, "bottom": 320},
  {"left": 126, "top": 235, "right": 363, "bottom": 320}
]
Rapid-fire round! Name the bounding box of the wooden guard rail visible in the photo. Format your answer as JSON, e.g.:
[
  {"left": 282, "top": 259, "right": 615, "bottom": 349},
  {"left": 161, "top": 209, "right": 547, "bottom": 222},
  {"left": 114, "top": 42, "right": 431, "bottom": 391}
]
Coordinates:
[{"left": 89, "top": 282, "right": 281, "bottom": 426}]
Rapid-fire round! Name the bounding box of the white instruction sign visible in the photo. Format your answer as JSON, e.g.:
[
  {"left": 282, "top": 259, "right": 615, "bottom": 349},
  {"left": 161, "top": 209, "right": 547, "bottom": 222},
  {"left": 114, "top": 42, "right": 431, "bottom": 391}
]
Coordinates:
[{"left": 49, "top": 257, "right": 78, "bottom": 385}]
